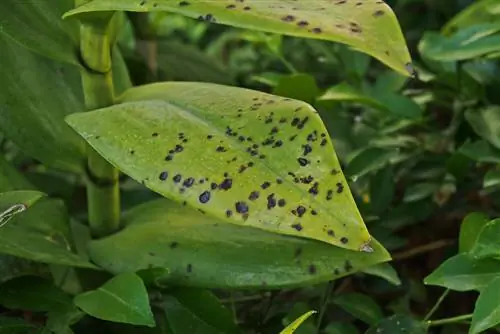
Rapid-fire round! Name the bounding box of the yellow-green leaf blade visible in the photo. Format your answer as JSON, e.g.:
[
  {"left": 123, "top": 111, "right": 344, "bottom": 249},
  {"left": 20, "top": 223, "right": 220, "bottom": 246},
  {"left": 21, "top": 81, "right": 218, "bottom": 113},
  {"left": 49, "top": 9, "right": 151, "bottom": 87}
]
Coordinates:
[
  {"left": 65, "top": 0, "right": 413, "bottom": 76},
  {"left": 280, "top": 310, "right": 317, "bottom": 334},
  {"left": 66, "top": 82, "right": 372, "bottom": 251}
]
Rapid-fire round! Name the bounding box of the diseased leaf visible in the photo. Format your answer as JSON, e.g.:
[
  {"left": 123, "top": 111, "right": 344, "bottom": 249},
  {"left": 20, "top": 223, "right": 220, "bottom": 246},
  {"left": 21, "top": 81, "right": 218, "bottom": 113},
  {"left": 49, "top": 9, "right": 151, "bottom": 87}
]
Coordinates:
[
  {"left": 0, "top": 0, "right": 79, "bottom": 65},
  {"left": 470, "top": 218, "right": 500, "bottom": 260},
  {"left": 332, "top": 293, "right": 383, "bottom": 325},
  {"left": 74, "top": 273, "right": 155, "bottom": 327},
  {"left": 67, "top": 82, "right": 373, "bottom": 251},
  {"left": 0, "top": 34, "right": 85, "bottom": 173},
  {"left": 280, "top": 310, "right": 316, "bottom": 334},
  {"left": 470, "top": 277, "right": 500, "bottom": 334},
  {"left": 0, "top": 192, "right": 96, "bottom": 269},
  {"left": 459, "top": 212, "right": 491, "bottom": 253},
  {"left": 65, "top": 0, "right": 413, "bottom": 76},
  {"left": 424, "top": 254, "right": 500, "bottom": 291},
  {"left": 87, "top": 199, "right": 391, "bottom": 289}
]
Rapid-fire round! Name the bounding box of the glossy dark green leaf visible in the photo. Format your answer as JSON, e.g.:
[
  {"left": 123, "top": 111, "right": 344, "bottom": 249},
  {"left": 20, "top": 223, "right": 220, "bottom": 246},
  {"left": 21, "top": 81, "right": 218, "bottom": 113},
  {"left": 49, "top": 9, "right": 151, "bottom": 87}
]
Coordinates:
[
  {"left": 466, "top": 107, "right": 500, "bottom": 150},
  {"left": 0, "top": 316, "right": 41, "bottom": 334},
  {"left": 272, "top": 74, "right": 319, "bottom": 104},
  {"left": 160, "top": 289, "right": 238, "bottom": 334},
  {"left": 66, "top": 0, "right": 413, "bottom": 76},
  {"left": 484, "top": 170, "right": 500, "bottom": 188},
  {"left": 442, "top": 0, "right": 500, "bottom": 35},
  {"left": 459, "top": 140, "right": 500, "bottom": 164},
  {"left": 361, "top": 263, "right": 401, "bottom": 286},
  {"left": 332, "top": 293, "right": 383, "bottom": 325},
  {"left": 87, "top": 199, "right": 391, "bottom": 289},
  {"left": 0, "top": 192, "right": 96, "bottom": 269},
  {"left": 424, "top": 254, "right": 500, "bottom": 291},
  {"left": 74, "top": 273, "right": 155, "bottom": 327},
  {"left": 0, "top": 276, "right": 72, "bottom": 312},
  {"left": 470, "top": 276, "right": 500, "bottom": 334},
  {"left": 470, "top": 218, "right": 500, "bottom": 260},
  {"left": 0, "top": 34, "right": 85, "bottom": 173},
  {"left": 280, "top": 311, "right": 316, "bottom": 334},
  {"left": 0, "top": 0, "right": 79, "bottom": 65},
  {"left": 421, "top": 24, "right": 500, "bottom": 61},
  {"left": 157, "top": 41, "right": 234, "bottom": 85},
  {"left": 366, "top": 314, "right": 427, "bottom": 334},
  {"left": 459, "top": 212, "right": 491, "bottom": 253},
  {"left": 369, "top": 167, "right": 395, "bottom": 215},
  {"left": 346, "top": 147, "right": 399, "bottom": 179},
  {"left": 67, "top": 82, "right": 373, "bottom": 251}
]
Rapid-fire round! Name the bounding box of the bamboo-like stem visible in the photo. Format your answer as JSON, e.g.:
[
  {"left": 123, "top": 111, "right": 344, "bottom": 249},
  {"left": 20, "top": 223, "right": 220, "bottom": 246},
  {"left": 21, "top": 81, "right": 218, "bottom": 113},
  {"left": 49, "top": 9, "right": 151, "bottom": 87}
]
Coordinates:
[
  {"left": 427, "top": 314, "right": 473, "bottom": 327},
  {"left": 79, "top": 20, "right": 120, "bottom": 238}
]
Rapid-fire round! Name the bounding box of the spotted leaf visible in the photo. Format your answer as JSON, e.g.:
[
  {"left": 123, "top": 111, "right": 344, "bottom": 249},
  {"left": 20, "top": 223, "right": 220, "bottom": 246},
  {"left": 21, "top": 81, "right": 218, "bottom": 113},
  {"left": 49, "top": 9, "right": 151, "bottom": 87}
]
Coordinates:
[
  {"left": 67, "top": 82, "right": 373, "bottom": 251},
  {"left": 86, "top": 199, "right": 390, "bottom": 289},
  {"left": 65, "top": 0, "right": 413, "bottom": 76}
]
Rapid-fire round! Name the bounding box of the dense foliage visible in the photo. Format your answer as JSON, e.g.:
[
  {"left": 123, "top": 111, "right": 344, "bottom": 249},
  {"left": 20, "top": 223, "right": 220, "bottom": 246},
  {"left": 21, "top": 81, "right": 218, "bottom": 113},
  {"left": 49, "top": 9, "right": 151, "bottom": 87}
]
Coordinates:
[{"left": 0, "top": 0, "right": 499, "bottom": 333}]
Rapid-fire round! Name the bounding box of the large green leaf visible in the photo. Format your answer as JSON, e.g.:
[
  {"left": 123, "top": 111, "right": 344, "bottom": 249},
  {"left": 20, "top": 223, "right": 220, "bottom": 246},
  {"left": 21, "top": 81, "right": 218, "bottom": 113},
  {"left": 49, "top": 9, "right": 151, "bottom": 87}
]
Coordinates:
[
  {"left": 470, "top": 218, "right": 500, "bottom": 260},
  {"left": 66, "top": 82, "right": 372, "bottom": 251},
  {"left": 160, "top": 289, "right": 239, "bottom": 334},
  {"left": 74, "top": 272, "right": 155, "bottom": 327},
  {"left": 0, "top": 192, "right": 96, "bottom": 269},
  {"left": 0, "top": 0, "right": 79, "bottom": 65},
  {"left": 0, "top": 34, "right": 85, "bottom": 173},
  {"left": 470, "top": 276, "right": 500, "bottom": 334},
  {"left": 424, "top": 254, "right": 500, "bottom": 292},
  {"left": 87, "top": 199, "right": 390, "bottom": 289},
  {"left": 65, "top": 0, "right": 413, "bottom": 76},
  {"left": 466, "top": 107, "right": 500, "bottom": 150}
]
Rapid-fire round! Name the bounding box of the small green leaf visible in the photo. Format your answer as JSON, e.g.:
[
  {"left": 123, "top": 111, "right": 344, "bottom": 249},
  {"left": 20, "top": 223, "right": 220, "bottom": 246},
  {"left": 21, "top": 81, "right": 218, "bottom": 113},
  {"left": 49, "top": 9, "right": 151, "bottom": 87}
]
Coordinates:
[
  {"left": 470, "top": 219, "right": 500, "bottom": 260},
  {"left": 362, "top": 263, "right": 401, "bottom": 286},
  {"left": 484, "top": 170, "right": 500, "bottom": 188},
  {"left": 67, "top": 82, "right": 373, "bottom": 251},
  {"left": 65, "top": 0, "right": 413, "bottom": 76},
  {"left": 0, "top": 192, "right": 96, "bottom": 269},
  {"left": 318, "top": 82, "right": 386, "bottom": 110},
  {"left": 346, "top": 147, "right": 399, "bottom": 179},
  {"left": 0, "top": 0, "right": 79, "bottom": 65},
  {"left": 0, "top": 156, "right": 33, "bottom": 192},
  {"left": 44, "top": 306, "right": 84, "bottom": 334},
  {"left": 87, "top": 199, "right": 390, "bottom": 289},
  {"left": 280, "top": 310, "right": 316, "bottom": 334},
  {"left": 459, "top": 140, "right": 500, "bottom": 164},
  {"left": 366, "top": 314, "right": 427, "bottom": 334},
  {"left": 369, "top": 167, "right": 395, "bottom": 215},
  {"left": 273, "top": 74, "right": 319, "bottom": 104},
  {"left": 156, "top": 41, "right": 234, "bottom": 85},
  {"left": 160, "top": 289, "right": 238, "bottom": 334},
  {"left": 424, "top": 254, "right": 500, "bottom": 291},
  {"left": 470, "top": 277, "right": 500, "bottom": 334},
  {"left": 0, "top": 316, "right": 41, "bottom": 334},
  {"left": 332, "top": 293, "right": 383, "bottom": 325},
  {"left": 403, "top": 183, "right": 439, "bottom": 203},
  {"left": 74, "top": 273, "right": 155, "bottom": 327},
  {"left": 459, "top": 212, "right": 491, "bottom": 253},
  {"left": 443, "top": 0, "right": 500, "bottom": 35},
  {"left": 0, "top": 34, "right": 85, "bottom": 173},
  {"left": 466, "top": 107, "right": 500, "bottom": 150},
  {"left": 0, "top": 276, "right": 72, "bottom": 312}
]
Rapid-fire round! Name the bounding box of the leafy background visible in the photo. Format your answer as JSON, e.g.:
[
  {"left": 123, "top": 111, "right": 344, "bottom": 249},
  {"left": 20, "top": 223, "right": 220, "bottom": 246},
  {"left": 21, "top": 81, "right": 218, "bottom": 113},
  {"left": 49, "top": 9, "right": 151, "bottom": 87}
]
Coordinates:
[{"left": 1, "top": 0, "right": 500, "bottom": 333}]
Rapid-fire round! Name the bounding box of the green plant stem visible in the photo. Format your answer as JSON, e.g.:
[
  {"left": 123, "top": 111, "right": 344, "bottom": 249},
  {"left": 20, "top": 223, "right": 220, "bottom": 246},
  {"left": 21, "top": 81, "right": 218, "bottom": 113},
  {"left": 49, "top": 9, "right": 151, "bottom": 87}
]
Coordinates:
[
  {"left": 79, "top": 21, "right": 120, "bottom": 238},
  {"left": 424, "top": 288, "right": 450, "bottom": 321},
  {"left": 427, "top": 314, "right": 473, "bottom": 327},
  {"left": 316, "top": 281, "right": 335, "bottom": 333}
]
